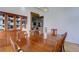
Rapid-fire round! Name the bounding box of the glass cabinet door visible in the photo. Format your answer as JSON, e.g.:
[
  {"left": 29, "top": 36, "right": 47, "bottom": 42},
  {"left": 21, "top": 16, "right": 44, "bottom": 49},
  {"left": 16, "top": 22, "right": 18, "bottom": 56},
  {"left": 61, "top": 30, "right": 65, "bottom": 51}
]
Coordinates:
[
  {"left": 0, "top": 13, "right": 5, "bottom": 31},
  {"left": 7, "top": 15, "right": 14, "bottom": 31},
  {"left": 16, "top": 16, "right": 21, "bottom": 30}
]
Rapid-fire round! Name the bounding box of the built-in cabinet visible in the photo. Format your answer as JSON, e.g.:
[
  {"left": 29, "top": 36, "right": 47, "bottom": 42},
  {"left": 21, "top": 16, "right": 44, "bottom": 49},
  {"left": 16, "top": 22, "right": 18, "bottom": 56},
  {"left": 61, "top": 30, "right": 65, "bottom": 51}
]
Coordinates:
[
  {"left": 0, "top": 11, "right": 27, "bottom": 47},
  {"left": 0, "top": 11, "right": 27, "bottom": 31}
]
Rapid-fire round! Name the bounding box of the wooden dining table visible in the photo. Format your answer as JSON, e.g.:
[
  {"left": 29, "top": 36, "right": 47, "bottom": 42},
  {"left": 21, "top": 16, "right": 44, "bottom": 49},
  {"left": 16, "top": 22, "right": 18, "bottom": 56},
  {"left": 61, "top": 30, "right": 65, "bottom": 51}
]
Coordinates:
[
  {"left": 20, "top": 34, "right": 62, "bottom": 52},
  {"left": 0, "top": 33, "right": 62, "bottom": 52}
]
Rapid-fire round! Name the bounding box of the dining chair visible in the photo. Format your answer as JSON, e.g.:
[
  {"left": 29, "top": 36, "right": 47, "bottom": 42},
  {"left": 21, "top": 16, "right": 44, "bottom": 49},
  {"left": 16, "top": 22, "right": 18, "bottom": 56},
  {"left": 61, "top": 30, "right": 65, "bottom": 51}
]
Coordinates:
[
  {"left": 51, "top": 29, "right": 57, "bottom": 36},
  {"left": 9, "top": 37, "right": 23, "bottom": 52},
  {"left": 62, "top": 32, "right": 67, "bottom": 52},
  {"left": 53, "top": 32, "right": 67, "bottom": 52},
  {"left": 9, "top": 37, "right": 18, "bottom": 52},
  {"left": 30, "top": 31, "right": 43, "bottom": 44},
  {"left": 16, "top": 31, "right": 27, "bottom": 47},
  {"left": 53, "top": 39, "right": 63, "bottom": 52}
]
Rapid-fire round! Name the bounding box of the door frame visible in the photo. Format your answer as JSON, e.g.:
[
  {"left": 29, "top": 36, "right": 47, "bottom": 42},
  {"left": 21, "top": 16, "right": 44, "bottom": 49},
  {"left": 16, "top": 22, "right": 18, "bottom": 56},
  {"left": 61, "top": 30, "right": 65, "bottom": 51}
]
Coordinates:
[{"left": 30, "top": 12, "right": 40, "bottom": 30}]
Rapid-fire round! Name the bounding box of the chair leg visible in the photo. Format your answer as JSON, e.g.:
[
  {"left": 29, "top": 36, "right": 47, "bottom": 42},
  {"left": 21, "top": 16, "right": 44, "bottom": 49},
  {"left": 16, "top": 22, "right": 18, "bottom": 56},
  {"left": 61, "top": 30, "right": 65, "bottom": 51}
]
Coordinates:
[{"left": 62, "top": 45, "right": 65, "bottom": 52}]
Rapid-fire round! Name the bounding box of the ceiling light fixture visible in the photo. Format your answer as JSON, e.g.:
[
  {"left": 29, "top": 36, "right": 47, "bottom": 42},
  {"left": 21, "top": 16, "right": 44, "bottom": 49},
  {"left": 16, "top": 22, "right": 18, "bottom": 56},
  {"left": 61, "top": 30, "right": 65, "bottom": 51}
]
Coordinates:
[{"left": 36, "top": 7, "right": 48, "bottom": 12}]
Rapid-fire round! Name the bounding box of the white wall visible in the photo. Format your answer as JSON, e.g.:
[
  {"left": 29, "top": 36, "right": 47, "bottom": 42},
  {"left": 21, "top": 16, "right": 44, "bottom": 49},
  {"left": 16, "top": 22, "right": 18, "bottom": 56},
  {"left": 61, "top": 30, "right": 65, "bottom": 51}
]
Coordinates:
[
  {"left": 43, "top": 7, "right": 79, "bottom": 44},
  {"left": 0, "top": 7, "right": 79, "bottom": 44}
]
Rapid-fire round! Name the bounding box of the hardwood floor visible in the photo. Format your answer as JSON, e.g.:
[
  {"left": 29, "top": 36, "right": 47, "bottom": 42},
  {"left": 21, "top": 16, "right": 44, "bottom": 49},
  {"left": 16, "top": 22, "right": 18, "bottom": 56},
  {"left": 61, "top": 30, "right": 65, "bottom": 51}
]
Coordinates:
[{"left": 65, "top": 41, "right": 79, "bottom": 52}]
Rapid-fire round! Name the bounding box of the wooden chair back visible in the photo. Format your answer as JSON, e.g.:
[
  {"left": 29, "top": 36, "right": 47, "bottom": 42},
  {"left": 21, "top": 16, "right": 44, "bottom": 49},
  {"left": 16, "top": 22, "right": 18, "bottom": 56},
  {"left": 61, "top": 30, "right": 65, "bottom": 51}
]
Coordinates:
[
  {"left": 30, "top": 31, "right": 43, "bottom": 43},
  {"left": 9, "top": 37, "right": 17, "bottom": 52},
  {"left": 7, "top": 30, "right": 17, "bottom": 42},
  {"left": 9, "top": 37, "right": 23, "bottom": 52},
  {"left": 53, "top": 32, "right": 67, "bottom": 52},
  {"left": 34, "top": 30, "right": 39, "bottom": 35},
  {"left": 16, "top": 31, "right": 27, "bottom": 47},
  {"left": 62, "top": 32, "right": 67, "bottom": 51},
  {"left": 51, "top": 29, "right": 57, "bottom": 36}
]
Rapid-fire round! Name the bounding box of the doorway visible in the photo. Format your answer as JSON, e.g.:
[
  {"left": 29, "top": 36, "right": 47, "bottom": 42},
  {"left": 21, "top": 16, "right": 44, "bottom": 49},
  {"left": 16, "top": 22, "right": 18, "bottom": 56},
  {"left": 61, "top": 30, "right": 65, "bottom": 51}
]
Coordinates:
[{"left": 30, "top": 12, "right": 44, "bottom": 33}]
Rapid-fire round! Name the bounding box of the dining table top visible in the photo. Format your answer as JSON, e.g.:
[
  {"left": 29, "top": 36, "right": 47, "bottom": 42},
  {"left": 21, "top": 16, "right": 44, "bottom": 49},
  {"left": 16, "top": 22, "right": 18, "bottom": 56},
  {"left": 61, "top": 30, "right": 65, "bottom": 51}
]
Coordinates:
[{"left": 0, "top": 33, "right": 62, "bottom": 52}]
